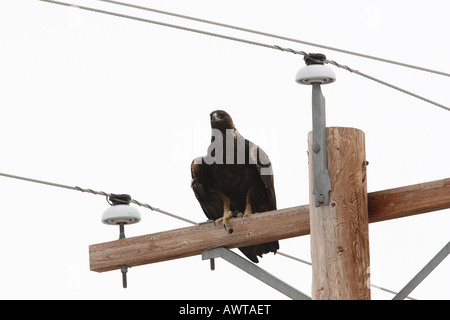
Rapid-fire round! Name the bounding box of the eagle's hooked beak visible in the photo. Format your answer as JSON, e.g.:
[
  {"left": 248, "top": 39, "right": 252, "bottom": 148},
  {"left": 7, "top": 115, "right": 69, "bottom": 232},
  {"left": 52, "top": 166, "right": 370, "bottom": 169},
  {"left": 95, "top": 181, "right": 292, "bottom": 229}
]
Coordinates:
[{"left": 211, "top": 112, "right": 220, "bottom": 123}]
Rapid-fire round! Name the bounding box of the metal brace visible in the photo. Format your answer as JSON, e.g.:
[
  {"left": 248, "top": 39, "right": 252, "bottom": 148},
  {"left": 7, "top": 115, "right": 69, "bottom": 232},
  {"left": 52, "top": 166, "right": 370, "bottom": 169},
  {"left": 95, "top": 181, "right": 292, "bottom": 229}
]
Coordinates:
[
  {"left": 312, "top": 83, "right": 332, "bottom": 206},
  {"left": 393, "top": 240, "right": 450, "bottom": 300},
  {"left": 202, "top": 247, "right": 310, "bottom": 300}
]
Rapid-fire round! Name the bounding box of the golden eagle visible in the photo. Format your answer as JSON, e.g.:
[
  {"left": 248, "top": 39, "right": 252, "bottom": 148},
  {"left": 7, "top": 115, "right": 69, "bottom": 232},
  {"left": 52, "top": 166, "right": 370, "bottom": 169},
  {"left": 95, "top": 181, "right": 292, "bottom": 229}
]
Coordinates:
[{"left": 191, "top": 110, "right": 279, "bottom": 263}]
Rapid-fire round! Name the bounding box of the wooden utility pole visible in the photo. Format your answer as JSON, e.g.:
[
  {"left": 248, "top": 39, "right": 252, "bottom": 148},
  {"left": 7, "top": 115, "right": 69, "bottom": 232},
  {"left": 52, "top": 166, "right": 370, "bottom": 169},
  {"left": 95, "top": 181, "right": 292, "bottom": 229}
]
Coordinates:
[{"left": 308, "top": 127, "right": 370, "bottom": 300}]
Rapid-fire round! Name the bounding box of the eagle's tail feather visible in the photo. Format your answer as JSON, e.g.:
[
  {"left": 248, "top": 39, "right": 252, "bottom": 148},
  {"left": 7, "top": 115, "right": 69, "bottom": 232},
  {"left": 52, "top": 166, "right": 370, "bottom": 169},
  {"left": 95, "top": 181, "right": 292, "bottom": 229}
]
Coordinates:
[{"left": 238, "top": 241, "right": 279, "bottom": 263}]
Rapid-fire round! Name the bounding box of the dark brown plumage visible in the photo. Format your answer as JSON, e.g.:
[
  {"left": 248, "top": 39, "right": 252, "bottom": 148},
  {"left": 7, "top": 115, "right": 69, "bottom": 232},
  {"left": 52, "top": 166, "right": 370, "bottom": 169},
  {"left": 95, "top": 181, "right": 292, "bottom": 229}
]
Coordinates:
[{"left": 191, "top": 110, "right": 279, "bottom": 263}]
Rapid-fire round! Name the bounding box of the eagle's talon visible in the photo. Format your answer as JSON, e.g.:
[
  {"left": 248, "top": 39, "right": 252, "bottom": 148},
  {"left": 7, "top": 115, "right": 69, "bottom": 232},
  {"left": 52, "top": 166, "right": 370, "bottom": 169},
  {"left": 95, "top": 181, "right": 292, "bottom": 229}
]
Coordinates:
[
  {"left": 233, "top": 211, "right": 243, "bottom": 218},
  {"left": 215, "top": 210, "right": 234, "bottom": 226}
]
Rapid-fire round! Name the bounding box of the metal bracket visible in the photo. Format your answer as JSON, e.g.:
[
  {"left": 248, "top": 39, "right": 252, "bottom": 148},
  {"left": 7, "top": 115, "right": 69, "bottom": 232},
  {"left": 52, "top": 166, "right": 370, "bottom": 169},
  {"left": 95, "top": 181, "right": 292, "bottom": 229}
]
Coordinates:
[
  {"left": 202, "top": 247, "right": 310, "bottom": 300},
  {"left": 312, "top": 83, "right": 332, "bottom": 206},
  {"left": 118, "top": 223, "right": 128, "bottom": 288}
]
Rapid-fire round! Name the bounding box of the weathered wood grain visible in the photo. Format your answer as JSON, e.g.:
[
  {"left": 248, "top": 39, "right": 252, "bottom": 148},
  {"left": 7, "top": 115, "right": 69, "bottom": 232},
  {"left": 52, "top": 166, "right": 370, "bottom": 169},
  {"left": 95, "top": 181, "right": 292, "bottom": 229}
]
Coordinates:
[
  {"left": 90, "top": 205, "right": 310, "bottom": 272},
  {"left": 89, "top": 173, "right": 450, "bottom": 274},
  {"left": 309, "top": 127, "right": 371, "bottom": 300},
  {"left": 368, "top": 178, "right": 450, "bottom": 223}
]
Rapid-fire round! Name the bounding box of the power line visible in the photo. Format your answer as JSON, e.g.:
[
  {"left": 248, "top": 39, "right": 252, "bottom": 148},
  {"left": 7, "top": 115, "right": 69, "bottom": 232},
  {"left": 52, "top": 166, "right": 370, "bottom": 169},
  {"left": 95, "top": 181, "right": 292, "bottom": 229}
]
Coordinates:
[
  {"left": 39, "top": 0, "right": 450, "bottom": 113},
  {"left": 371, "top": 284, "right": 416, "bottom": 300},
  {"left": 96, "top": 0, "right": 450, "bottom": 78},
  {"left": 0, "top": 171, "right": 310, "bottom": 268},
  {"left": 0, "top": 171, "right": 198, "bottom": 225},
  {"left": 0, "top": 171, "right": 309, "bottom": 266},
  {"left": 40, "top": 0, "right": 281, "bottom": 53},
  {"left": 277, "top": 251, "right": 312, "bottom": 266},
  {"left": 0, "top": 171, "right": 418, "bottom": 299},
  {"left": 276, "top": 251, "right": 416, "bottom": 299},
  {"left": 320, "top": 57, "right": 450, "bottom": 113}
]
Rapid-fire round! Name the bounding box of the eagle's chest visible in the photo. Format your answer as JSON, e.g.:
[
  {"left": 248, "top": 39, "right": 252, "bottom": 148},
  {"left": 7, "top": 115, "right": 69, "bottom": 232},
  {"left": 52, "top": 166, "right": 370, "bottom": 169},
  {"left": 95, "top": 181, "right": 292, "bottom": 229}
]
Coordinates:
[{"left": 211, "top": 163, "right": 253, "bottom": 195}]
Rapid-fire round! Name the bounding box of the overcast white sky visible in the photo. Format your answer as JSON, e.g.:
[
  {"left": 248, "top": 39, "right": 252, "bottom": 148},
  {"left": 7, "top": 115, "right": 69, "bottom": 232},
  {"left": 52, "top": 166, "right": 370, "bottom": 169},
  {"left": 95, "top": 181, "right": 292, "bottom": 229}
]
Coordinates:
[{"left": 0, "top": 0, "right": 449, "bottom": 300}]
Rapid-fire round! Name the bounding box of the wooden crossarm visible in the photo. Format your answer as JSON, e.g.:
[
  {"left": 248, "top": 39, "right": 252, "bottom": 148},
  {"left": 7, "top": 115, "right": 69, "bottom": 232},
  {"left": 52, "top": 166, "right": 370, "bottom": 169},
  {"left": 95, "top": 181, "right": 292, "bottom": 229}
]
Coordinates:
[{"left": 89, "top": 178, "right": 450, "bottom": 273}]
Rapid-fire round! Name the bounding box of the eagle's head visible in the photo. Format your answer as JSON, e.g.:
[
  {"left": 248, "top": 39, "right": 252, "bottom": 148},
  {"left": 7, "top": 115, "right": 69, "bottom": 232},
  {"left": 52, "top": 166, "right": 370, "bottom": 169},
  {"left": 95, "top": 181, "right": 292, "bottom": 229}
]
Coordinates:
[{"left": 210, "top": 110, "right": 236, "bottom": 131}]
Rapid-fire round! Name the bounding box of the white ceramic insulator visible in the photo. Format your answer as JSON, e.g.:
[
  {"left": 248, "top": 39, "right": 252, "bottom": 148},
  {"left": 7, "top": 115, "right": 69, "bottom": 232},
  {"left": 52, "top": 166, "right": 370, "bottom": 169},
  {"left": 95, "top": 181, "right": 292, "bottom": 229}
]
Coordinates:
[
  {"left": 102, "top": 204, "right": 141, "bottom": 225},
  {"left": 295, "top": 64, "right": 336, "bottom": 85}
]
